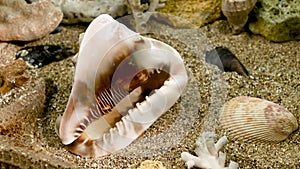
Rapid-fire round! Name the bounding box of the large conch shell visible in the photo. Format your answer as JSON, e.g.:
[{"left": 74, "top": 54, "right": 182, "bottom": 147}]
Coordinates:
[
  {"left": 55, "top": 14, "right": 188, "bottom": 157},
  {"left": 220, "top": 96, "right": 298, "bottom": 143}
]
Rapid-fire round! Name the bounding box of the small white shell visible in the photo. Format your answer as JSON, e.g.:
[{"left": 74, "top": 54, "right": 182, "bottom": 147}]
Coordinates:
[
  {"left": 221, "top": 0, "right": 257, "bottom": 33},
  {"left": 220, "top": 96, "right": 298, "bottom": 142}
]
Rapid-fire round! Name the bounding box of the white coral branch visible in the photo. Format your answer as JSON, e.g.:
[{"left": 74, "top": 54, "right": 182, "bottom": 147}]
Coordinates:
[
  {"left": 126, "top": 0, "right": 167, "bottom": 33},
  {"left": 181, "top": 132, "right": 238, "bottom": 169},
  {"left": 126, "top": 0, "right": 166, "bottom": 13}
]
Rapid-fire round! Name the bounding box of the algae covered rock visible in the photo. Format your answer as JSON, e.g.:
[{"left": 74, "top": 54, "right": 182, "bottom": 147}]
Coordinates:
[{"left": 249, "top": 0, "right": 300, "bottom": 42}]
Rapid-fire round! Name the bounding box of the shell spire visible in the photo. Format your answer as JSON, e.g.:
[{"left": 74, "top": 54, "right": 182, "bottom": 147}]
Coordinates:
[{"left": 221, "top": 0, "right": 257, "bottom": 34}]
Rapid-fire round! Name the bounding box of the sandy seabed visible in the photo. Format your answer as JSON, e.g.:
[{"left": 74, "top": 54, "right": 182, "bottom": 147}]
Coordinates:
[{"left": 0, "top": 18, "right": 299, "bottom": 169}]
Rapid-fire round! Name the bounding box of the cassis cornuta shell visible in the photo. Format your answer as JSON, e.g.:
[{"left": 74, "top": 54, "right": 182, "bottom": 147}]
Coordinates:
[
  {"left": 220, "top": 96, "right": 298, "bottom": 142},
  {"left": 55, "top": 14, "right": 188, "bottom": 157},
  {"left": 221, "top": 0, "right": 257, "bottom": 34}
]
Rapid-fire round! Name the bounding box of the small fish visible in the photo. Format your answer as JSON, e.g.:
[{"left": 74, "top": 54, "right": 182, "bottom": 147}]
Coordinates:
[
  {"left": 205, "top": 46, "right": 249, "bottom": 76},
  {"left": 16, "top": 45, "right": 73, "bottom": 68}
]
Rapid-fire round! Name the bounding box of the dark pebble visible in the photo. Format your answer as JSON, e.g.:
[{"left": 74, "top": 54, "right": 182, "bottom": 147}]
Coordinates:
[
  {"left": 15, "top": 45, "right": 73, "bottom": 68},
  {"left": 205, "top": 46, "right": 249, "bottom": 76}
]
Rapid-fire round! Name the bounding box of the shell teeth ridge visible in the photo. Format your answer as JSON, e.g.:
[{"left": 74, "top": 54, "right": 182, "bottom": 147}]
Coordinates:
[
  {"left": 75, "top": 127, "right": 84, "bottom": 133},
  {"left": 79, "top": 123, "right": 87, "bottom": 130},
  {"left": 100, "top": 114, "right": 139, "bottom": 149},
  {"left": 101, "top": 91, "right": 158, "bottom": 141},
  {"left": 102, "top": 113, "right": 137, "bottom": 142},
  {"left": 74, "top": 133, "right": 81, "bottom": 138}
]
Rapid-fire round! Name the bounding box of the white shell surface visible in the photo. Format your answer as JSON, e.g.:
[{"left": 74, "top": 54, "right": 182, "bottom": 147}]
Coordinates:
[
  {"left": 222, "top": 0, "right": 257, "bottom": 13},
  {"left": 56, "top": 14, "right": 188, "bottom": 157},
  {"left": 221, "top": 0, "right": 257, "bottom": 32},
  {"left": 220, "top": 96, "right": 298, "bottom": 142},
  {"left": 58, "top": 14, "right": 137, "bottom": 145}
]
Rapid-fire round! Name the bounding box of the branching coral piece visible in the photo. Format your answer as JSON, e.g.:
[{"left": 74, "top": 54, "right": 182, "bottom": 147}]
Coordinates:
[
  {"left": 181, "top": 132, "right": 239, "bottom": 169},
  {"left": 126, "top": 0, "right": 167, "bottom": 33}
]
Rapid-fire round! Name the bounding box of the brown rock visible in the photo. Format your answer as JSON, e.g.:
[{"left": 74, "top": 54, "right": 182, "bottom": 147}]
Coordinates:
[
  {"left": 0, "top": 43, "right": 46, "bottom": 136},
  {"left": 157, "top": 0, "right": 222, "bottom": 28},
  {"left": 0, "top": 0, "right": 63, "bottom": 41},
  {"left": 0, "top": 59, "right": 29, "bottom": 94},
  {"left": 0, "top": 70, "right": 46, "bottom": 136}
]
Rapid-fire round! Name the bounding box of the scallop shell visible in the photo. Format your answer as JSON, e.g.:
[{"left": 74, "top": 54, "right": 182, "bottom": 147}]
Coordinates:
[
  {"left": 221, "top": 0, "right": 257, "bottom": 33},
  {"left": 220, "top": 96, "right": 298, "bottom": 142},
  {"left": 55, "top": 14, "right": 188, "bottom": 157}
]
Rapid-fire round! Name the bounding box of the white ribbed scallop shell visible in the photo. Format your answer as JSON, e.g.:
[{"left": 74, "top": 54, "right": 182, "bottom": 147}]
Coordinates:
[{"left": 220, "top": 96, "right": 298, "bottom": 142}]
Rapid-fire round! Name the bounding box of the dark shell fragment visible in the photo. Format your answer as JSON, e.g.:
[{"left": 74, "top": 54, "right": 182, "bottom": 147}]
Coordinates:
[
  {"left": 16, "top": 45, "right": 73, "bottom": 68},
  {"left": 50, "top": 26, "right": 63, "bottom": 34},
  {"left": 205, "top": 46, "right": 249, "bottom": 76}
]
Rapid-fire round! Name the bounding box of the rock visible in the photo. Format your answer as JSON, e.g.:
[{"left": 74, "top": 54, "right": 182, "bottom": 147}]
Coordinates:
[
  {"left": 137, "top": 160, "right": 166, "bottom": 169},
  {"left": 0, "top": 59, "right": 29, "bottom": 94},
  {"left": 157, "top": 0, "right": 222, "bottom": 28},
  {"left": 0, "top": 135, "right": 76, "bottom": 168},
  {"left": 15, "top": 45, "right": 73, "bottom": 68},
  {"left": 28, "top": 0, "right": 127, "bottom": 24},
  {"left": 0, "top": 69, "right": 46, "bottom": 136},
  {"left": 0, "top": 44, "right": 46, "bottom": 137},
  {"left": 26, "top": 0, "right": 222, "bottom": 27},
  {"left": 0, "top": 0, "right": 63, "bottom": 41},
  {"left": 249, "top": 0, "right": 300, "bottom": 42}
]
